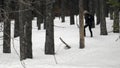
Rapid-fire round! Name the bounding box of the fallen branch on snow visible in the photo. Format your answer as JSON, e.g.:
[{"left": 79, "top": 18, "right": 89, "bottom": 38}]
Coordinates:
[{"left": 59, "top": 37, "right": 71, "bottom": 49}]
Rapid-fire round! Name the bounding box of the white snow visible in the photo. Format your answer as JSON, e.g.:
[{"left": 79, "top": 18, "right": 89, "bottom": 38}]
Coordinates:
[{"left": 0, "top": 16, "right": 120, "bottom": 68}]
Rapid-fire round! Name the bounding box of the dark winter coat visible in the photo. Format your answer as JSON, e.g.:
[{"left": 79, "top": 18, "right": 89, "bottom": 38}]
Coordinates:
[{"left": 84, "top": 13, "right": 94, "bottom": 26}]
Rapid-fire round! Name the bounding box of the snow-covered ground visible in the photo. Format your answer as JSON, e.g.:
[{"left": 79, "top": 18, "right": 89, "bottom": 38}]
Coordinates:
[{"left": 0, "top": 16, "right": 120, "bottom": 68}]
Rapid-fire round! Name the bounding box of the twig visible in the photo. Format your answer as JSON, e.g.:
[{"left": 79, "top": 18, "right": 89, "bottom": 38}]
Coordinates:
[
  {"left": 53, "top": 55, "right": 58, "bottom": 64},
  {"left": 59, "top": 37, "right": 71, "bottom": 49}
]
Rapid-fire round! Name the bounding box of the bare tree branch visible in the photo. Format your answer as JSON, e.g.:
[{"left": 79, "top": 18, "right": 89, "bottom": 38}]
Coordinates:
[{"left": 59, "top": 37, "right": 71, "bottom": 49}]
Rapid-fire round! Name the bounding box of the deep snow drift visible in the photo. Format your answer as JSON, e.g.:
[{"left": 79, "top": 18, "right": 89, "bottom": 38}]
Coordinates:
[{"left": 0, "top": 16, "right": 120, "bottom": 68}]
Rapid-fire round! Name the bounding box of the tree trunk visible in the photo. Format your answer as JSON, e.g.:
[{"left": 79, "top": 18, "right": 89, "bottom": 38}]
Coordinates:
[
  {"left": 34, "top": 0, "right": 44, "bottom": 30},
  {"left": 14, "top": 15, "right": 19, "bottom": 37},
  {"left": 61, "top": 0, "right": 65, "bottom": 22},
  {"left": 95, "top": 0, "right": 101, "bottom": 25},
  {"left": 19, "top": 15, "right": 26, "bottom": 60},
  {"left": 19, "top": 10, "right": 26, "bottom": 60},
  {"left": 104, "top": 0, "right": 109, "bottom": 17},
  {"left": 3, "top": 19, "right": 11, "bottom": 53},
  {"left": 43, "top": 0, "right": 46, "bottom": 29},
  {"left": 109, "top": 7, "right": 114, "bottom": 20},
  {"left": 0, "top": 0, "right": 4, "bottom": 22},
  {"left": 113, "top": 8, "right": 119, "bottom": 33},
  {"left": 19, "top": 0, "right": 33, "bottom": 60},
  {"left": 70, "top": 15, "right": 75, "bottom": 25},
  {"left": 79, "top": 0, "right": 85, "bottom": 49},
  {"left": 45, "top": 0, "right": 55, "bottom": 54},
  {"left": 37, "top": 16, "right": 43, "bottom": 30},
  {"left": 99, "top": 0, "right": 108, "bottom": 35},
  {"left": 26, "top": 20, "right": 33, "bottom": 58},
  {"left": 70, "top": 0, "right": 75, "bottom": 25},
  {"left": 83, "top": 0, "right": 89, "bottom": 11},
  {"left": 3, "top": 0, "right": 11, "bottom": 53}
]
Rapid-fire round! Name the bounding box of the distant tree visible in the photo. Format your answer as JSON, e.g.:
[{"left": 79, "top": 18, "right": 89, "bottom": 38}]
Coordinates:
[
  {"left": 61, "top": 0, "right": 65, "bottom": 22},
  {"left": 45, "top": 0, "right": 55, "bottom": 54},
  {"left": 43, "top": 0, "right": 46, "bottom": 29},
  {"left": 83, "top": 0, "right": 89, "bottom": 11},
  {"left": 104, "top": 0, "right": 109, "bottom": 17},
  {"left": 108, "top": 0, "right": 120, "bottom": 33},
  {"left": 14, "top": 15, "right": 19, "bottom": 37},
  {"left": 33, "top": 0, "right": 44, "bottom": 30},
  {"left": 109, "top": 6, "right": 114, "bottom": 20},
  {"left": 69, "top": 0, "right": 75, "bottom": 25},
  {"left": 113, "top": 8, "right": 119, "bottom": 33},
  {"left": 14, "top": 1, "right": 19, "bottom": 37},
  {"left": 99, "top": 0, "right": 108, "bottom": 35},
  {"left": 95, "top": 0, "right": 101, "bottom": 25},
  {"left": 0, "top": 0, "right": 4, "bottom": 22},
  {"left": 0, "top": 0, "right": 3, "bottom": 6},
  {"left": 79, "top": 0, "right": 85, "bottom": 48}
]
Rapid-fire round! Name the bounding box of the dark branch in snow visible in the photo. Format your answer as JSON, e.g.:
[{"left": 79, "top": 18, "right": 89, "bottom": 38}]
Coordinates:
[{"left": 59, "top": 37, "right": 71, "bottom": 49}]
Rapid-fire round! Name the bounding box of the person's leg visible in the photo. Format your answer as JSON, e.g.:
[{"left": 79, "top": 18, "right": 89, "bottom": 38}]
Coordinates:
[
  {"left": 89, "top": 26, "right": 93, "bottom": 37},
  {"left": 84, "top": 25, "right": 88, "bottom": 36}
]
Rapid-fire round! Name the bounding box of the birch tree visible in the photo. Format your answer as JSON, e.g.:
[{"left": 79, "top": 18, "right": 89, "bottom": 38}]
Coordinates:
[{"left": 79, "top": 0, "right": 85, "bottom": 48}]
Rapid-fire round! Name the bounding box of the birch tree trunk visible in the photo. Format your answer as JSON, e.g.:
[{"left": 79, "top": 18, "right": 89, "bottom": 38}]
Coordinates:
[{"left": 79, "top": 0, "right": 85, "bottom": 48}]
